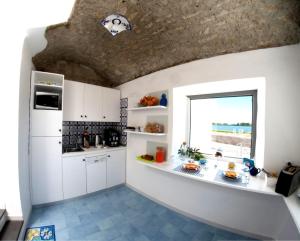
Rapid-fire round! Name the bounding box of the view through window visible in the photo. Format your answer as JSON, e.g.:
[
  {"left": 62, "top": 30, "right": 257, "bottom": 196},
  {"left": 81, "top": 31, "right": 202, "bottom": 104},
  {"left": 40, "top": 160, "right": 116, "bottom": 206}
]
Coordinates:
[{"left": 189, "top": 91, "right": 257, "bottom": 159}]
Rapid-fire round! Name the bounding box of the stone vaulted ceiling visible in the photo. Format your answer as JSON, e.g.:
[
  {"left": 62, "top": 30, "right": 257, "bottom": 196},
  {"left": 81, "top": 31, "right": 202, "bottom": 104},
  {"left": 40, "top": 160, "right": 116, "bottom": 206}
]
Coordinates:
[{"left": 33, "top": 0, "right": 300, "bottom": 87}]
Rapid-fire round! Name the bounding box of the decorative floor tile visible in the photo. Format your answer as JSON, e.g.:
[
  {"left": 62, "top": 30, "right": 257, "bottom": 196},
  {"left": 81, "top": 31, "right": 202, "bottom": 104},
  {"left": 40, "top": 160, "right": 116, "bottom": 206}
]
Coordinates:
[{"left": 28, "top": 186, "right": 259, "bottom": 241}]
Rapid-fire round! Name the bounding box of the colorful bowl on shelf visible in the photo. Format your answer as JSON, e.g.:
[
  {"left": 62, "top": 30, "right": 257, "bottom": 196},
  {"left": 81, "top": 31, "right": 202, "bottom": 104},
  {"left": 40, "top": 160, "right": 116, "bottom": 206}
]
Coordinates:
[{"left": 139, "top": 96, "right": 159, "bottom": 106}]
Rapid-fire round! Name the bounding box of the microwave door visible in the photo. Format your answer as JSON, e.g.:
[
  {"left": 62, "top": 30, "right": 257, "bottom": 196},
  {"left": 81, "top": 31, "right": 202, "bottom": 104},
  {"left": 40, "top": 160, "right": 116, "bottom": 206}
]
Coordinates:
[{"left": 35, "top": 92, "right": 60, "bottom": 110}]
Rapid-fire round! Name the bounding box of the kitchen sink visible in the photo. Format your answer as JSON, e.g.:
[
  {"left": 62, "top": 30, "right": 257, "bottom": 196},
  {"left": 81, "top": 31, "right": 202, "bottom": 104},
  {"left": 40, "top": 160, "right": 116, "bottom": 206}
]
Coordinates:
[{"left": 63, "top": 147, "right": 84, "bottom": 153}]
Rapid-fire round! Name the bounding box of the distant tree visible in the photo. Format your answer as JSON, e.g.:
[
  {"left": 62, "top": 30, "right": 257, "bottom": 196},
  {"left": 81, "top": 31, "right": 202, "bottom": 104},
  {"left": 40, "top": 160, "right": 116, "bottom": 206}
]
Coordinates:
[
  {"left": 237, "top": 122, "right": 251, "bottom": 126},
  {"left": 212, "top": 122, "right": 251, "bottom": 126}
]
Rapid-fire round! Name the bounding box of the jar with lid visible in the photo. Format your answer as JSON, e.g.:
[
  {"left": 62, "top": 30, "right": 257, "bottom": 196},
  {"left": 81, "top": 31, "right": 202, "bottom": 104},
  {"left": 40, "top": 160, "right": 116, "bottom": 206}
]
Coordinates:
[{"left": 156, "top": 147, "right": 165, "bottom": 163}]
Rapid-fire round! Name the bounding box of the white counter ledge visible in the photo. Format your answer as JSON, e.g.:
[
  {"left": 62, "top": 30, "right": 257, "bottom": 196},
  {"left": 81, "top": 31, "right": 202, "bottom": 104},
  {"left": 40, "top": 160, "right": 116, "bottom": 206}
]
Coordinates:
[
  {"left": 137, "top": 157, "right": 277, "bottom": 195},
  {"left": 284, "top": 188, "right": 300, "bottom": 232},
  {"left": 62, "top": 146, "right": 127, "bottom": 157},
  {"left": 137, "top": 157, "right": 300, "bottom": 232}
]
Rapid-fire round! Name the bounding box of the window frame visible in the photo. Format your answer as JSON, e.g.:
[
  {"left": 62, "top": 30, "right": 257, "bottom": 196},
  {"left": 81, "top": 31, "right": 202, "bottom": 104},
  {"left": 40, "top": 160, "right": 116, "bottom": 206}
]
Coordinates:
[{"left": 187, "top": 90, "right": 258, "bottom": 159}]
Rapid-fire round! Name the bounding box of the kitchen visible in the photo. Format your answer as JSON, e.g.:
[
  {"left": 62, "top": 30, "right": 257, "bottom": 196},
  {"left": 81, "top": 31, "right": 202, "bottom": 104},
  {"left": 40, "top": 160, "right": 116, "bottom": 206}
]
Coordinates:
[
  {"left": 30, "top": 71, "right": 127, "bottom": 205},
  {"left": 0, "top": 1, "right": 300, "bottom": 241},
  {"left": 23, "top": 70, "right": 300, "bottom": 241}
]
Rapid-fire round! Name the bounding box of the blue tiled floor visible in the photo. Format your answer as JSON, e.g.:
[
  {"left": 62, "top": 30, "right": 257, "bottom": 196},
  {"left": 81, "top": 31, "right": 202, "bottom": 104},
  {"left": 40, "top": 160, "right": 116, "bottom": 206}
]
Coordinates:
[{"left": 28, "top": 186, "right": 259, "bottom": 241}]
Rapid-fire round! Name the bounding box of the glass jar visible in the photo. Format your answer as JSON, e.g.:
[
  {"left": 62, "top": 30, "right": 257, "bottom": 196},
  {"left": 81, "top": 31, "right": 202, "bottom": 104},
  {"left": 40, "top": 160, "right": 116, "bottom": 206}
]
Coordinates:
[{"left": 156, "top": 147, "right": 166, "bottom": 163}]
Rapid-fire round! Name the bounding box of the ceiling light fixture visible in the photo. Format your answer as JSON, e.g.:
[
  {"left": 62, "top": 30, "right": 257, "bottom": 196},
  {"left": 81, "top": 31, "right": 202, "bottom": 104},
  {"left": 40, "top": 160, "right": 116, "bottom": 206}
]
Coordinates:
[{"left": 101, "top": 14, "right": 132, "bottom": 36}]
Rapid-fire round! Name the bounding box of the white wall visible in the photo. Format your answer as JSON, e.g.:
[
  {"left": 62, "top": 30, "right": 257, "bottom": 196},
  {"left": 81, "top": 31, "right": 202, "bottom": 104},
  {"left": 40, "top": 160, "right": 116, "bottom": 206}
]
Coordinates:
[
  {"left": 0, "top": 0, "right": 75, "bottom": 219},
  {"left": 119, "top": 44, "right": 300, "bottom": 239},
  {"left": 120, "top": 44, "right": 300, "bottom": 171},
  {"left": 0, "top": 21, "right": 26, "bottom": 219},
  {"left": 18, "top": 39, "right": 34, "bottom": 222}
]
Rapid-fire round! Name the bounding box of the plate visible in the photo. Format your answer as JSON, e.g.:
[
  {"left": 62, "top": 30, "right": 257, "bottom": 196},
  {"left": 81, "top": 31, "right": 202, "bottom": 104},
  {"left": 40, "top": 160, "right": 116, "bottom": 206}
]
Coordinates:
[
  {"left": 182, "top": 163, "right": 200, "bottom": 171},
  {"left": 223, "top": 170, "right": 241, "bottom": 180}
]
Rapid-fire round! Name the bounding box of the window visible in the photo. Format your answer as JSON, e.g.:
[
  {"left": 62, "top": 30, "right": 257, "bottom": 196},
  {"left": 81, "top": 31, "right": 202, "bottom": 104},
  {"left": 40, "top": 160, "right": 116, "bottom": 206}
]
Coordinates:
[{"left": 189, "top": 90, "right": 257, "bottom": 159}]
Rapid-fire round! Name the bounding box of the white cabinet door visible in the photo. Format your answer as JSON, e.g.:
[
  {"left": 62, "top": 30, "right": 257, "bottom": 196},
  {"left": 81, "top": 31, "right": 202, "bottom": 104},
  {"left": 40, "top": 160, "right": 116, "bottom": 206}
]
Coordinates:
[
  {"left": 107, "top": 150, "right": 126, "bottom": 188},
  {"left": 83, "top": 84, "right": 102, "bottom": 122},
  {"left": 63, "top": 80, "right": 85, "bottom": 121},
  {"left": 101, "top": 87, "right": 120, "bottom": 122},
  {"left": 86, "top": 155, "right": 107, "bottom": 193},
  {"left": 31, "top": 110, "right": 62, "bottom": 137},
  {"left": 62, "top": 155, "right": 87, "bottom": 199},
  {"left": 64, "top": 80, "right": 120, "bottom": 122},
  {"left": 31, "top": 137, "right": 63, "bottom": 205}
]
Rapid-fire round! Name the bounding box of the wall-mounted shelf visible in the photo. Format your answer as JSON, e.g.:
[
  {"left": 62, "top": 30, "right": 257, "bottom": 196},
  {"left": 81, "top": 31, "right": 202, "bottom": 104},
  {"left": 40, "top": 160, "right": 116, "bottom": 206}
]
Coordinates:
[
  {"left": 33, "top": 71, "right": 64, "bottom": 87},
  {"left": 124, "top": 130, "right": 166, "bottom": 136},
  {"left": 137, "top": 156, "right": 156, "bottom": 163},
  {"left": 127, "top": 105, "right": 167, "bottom": 111}
]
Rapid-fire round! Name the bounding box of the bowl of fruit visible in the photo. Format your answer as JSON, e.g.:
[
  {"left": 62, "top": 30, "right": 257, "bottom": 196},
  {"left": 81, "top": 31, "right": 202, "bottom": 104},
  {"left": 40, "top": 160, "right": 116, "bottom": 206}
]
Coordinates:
[{"left": 139, "top": 96, "right": 159, "bottom": 106}]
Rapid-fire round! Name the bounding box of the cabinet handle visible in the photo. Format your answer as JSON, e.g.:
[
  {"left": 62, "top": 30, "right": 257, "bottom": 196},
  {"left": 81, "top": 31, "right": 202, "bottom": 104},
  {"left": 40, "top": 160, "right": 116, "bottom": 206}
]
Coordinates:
[
  {"left": 103, "top": 116, "right": 106, "bottom": 119},
  {"left": 59, "top": 141, "right": 62, "bottom": 144},
  {"left": 80, "top": 115, "right": 83, "bottom": 118},
  {"left": 59, "top": 129, "right": 62, "bottom": 132},
  {"left": 94, "top": 160, "right": 99, "bottom": 163},
  {"left": 107, "top": 155, "right": 111, "bottom": 158},
  {"left": 85, "top": 115, "right": 87, "bottom": 118},
  {"left": 83, "top": 159, "right": 86, "bottom": 162}
]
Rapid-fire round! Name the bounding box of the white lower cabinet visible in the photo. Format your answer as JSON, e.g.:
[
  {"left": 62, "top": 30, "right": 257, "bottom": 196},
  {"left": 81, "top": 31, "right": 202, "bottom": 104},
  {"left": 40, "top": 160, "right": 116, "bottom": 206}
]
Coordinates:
[
  {"left": 86, "top": 155, "right": 107, "bottom": 193},
  {"left": 107, "top": 149, "right": 126, "bottom": 188},
  {"left": 31, "top": 137, "right": 63, "bottom": 205},
  {"left": 62, "top": 155, "right": 87, "bottom": 199},
  {"left": 62, "top": 149, "right": 126, "bottom": 200}
]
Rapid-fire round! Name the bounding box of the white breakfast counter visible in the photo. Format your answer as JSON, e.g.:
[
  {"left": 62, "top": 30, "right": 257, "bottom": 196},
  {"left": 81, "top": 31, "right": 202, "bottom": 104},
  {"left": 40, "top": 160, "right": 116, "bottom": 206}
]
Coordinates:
[{"left": 137, "top": 157, "right": 300, "bottom": 233}]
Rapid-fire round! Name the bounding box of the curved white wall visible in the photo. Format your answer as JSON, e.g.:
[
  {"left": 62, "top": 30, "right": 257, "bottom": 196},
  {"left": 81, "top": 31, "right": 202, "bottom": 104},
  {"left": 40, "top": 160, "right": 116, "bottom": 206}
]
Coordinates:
[
  {"left": 0, "top": 0, "right": 75, "bottom": 219},
  {"left": 119, "top": 44, "right": 300, "bottom": 239},
  {"left": 119, "top": 44, "right": 300, "bottom": 171}
]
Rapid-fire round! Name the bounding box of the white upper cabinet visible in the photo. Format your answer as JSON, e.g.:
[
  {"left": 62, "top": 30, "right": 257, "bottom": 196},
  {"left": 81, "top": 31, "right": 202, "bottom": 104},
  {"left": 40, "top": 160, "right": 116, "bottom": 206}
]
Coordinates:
[
  {"left": 101, "top": 87, "right": 120, "bottom": 122},
  {"left": 63, "top": 80, "right": 85, "bottom": 121},
  {"left": 83, "top": 83, "right": 102, "bottom": 121},
  {"left": 63, "top": 80, "right": 119, "bottom": 122}
]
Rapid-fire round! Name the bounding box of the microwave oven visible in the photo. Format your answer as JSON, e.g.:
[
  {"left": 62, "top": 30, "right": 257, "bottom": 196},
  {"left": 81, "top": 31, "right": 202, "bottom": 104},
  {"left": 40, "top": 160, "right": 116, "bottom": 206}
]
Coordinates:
[{"left": 34, "top": 91, "right": 62, "bottom": 110}]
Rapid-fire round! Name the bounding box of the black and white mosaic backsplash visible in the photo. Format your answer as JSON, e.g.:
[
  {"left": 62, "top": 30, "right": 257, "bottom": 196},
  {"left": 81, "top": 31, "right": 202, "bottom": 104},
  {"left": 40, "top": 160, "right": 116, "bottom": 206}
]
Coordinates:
[
  {"left": 120, "top": 97, "right": 128, "bottom": 142},
  {"left": 62, "top": 98, "right": 128, "bottom": 148}
]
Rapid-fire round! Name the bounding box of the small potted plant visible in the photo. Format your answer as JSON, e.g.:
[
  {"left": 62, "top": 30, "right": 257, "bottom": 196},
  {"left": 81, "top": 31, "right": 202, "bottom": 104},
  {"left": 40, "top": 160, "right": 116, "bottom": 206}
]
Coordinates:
[{"left": 178, "top": 142, "right": 205, "bottom": 163}]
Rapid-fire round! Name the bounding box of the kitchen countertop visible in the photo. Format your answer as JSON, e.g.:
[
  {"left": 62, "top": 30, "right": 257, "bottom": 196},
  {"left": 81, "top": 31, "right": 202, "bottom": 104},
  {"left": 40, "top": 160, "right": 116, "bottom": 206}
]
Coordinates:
[
  {"left": 62, "top": 146, "right": 127, "bottom": 157},
  {"left": 137, "top": 156, "right": 300, "bottom": 232}
]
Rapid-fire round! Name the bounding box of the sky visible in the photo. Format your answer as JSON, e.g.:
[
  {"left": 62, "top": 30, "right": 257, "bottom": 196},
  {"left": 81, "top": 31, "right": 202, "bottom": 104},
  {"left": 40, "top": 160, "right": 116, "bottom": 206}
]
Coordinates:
[{"left": 191, "top": 96, "right": 253, "bottom": 124}]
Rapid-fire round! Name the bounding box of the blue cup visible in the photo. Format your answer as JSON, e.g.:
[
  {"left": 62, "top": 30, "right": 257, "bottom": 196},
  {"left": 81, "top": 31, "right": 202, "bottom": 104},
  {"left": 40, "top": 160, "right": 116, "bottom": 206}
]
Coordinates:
[
  {"left": 199, "top": 159, "right": 207, "bottom": 165},
  {"left": 243, "top": 158, "right": 255, "bottom": 168}
]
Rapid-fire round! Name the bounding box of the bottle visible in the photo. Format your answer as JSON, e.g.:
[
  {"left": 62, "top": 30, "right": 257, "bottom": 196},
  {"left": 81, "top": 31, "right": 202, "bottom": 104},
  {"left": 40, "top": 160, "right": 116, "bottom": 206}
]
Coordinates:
[
  {"left": 160, "top": 93, "right": 168, "bottom": 107},
  {"left": 83, "top": 127, "right": 90, "bottom": 148},
  {"left": 95, "top": 135, "right": 99, "bottom": 147}
]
